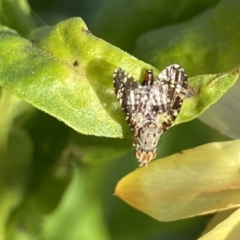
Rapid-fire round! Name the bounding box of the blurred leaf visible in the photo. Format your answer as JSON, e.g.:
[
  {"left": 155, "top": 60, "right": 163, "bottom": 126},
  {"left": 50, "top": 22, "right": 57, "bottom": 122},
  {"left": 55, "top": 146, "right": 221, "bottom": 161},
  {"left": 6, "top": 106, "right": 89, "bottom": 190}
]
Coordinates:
[
  {"left": 0, "top": 0, "right": 35, "bottom": 36},
  {"left": 6, "top": 112, "right": 71, "bottom": 239},
  {"left": 134, "top": 0, "right": 240, "bottom": 76},
  {"left": 70, "top": 132, "right": 132, "bottom": 163},
  {"left": 0, "top": 78, "right": 35, "bottom": 239},
  {"left": 0, "top": 91, "right": 21, "bottom": 151},
  {"left": 115, "top": 140, "right": 240, "bottom": 221},
  {"left": 199, "top": 208, "right": 240, "bottom": 240},
  {"left": 199, "top": 78, "right": 240, "bottom": 139},
  {"left": 0, "top": 127, "right": 32, "bottom": 238},
  {"left": 0, "top": 90, "right": 34, "bottom": 228},
  {"left": 92, "top": 0, "right": 219, "bottom": 51},
  {"left": 41, "top": 166, "right": 110, "bottom": 240},
  {"left": 25, "top": 112, "right": 72, "bottom": 213}
]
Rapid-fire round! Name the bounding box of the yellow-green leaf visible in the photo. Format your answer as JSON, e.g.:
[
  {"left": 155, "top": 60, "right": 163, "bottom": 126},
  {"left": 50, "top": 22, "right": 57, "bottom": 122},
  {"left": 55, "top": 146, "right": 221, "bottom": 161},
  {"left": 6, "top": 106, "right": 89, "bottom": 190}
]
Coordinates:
[
  {"left": 199, "top": 209, "right": 240, "bottom": 240},
  {"left": 115, "top": 140, "right": 240, "bottom": 221}
]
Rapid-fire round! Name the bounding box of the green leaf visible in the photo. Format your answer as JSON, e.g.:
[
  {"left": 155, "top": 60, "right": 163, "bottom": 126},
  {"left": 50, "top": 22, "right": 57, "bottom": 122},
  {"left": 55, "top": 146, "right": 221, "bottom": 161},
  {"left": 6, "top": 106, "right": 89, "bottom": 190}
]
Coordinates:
[
  {"left": 0, "top": 18, "right": 154, "bottom": 138},
  {"left": 175, "top": 70, "right": 239, "bottom": 125},
  {"left": 114, "top": 140, "right": 240, "bottom": 222},
  {"left": 133, "top": 0, "right": 240, "bottom": 76},
  {"left": 6, "top": 113, "right": 72, "bottom": 239},
  {"left": 0, "top": 0, "right": 35, "bottom": 36},
  {"left": 0, "top": 128, "right": 32, "bottom": 237},
  {"left": 199, "top": 209, "right": 240, "bottom": 240},
  {"left": 0, "top": 18, "right": 238, "bottom": 139}
]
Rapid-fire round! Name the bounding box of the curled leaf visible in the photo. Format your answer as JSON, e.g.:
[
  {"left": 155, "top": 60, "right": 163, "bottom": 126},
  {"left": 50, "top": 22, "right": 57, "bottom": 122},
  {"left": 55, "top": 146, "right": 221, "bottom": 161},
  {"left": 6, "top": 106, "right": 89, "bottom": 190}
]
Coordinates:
[{"left": 199, "top": 209, "right": 240, "bottom": 240}]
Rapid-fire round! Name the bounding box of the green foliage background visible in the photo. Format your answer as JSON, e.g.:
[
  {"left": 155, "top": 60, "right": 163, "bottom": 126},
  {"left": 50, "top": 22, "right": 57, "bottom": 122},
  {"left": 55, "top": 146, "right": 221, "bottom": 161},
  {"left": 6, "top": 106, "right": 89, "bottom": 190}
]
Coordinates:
[{"left": 0, "top": 0, "right": 239, "bottom": 239}]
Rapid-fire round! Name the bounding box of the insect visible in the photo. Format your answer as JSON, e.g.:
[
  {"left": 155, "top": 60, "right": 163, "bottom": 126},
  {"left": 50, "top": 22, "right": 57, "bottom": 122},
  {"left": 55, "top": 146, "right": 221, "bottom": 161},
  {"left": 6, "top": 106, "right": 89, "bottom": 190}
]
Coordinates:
[{"left": 113, "top": 64, "right": 188, "bottom": 167}]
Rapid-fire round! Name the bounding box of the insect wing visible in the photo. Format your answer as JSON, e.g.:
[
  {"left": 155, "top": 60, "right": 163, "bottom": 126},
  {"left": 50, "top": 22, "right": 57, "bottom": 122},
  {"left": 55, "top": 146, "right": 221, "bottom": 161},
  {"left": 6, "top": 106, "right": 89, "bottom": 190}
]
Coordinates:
[
  {"left": 156, "top": 65, "right": 188, "bottom": 121},
  {"left": 113, "top": 68, "right": 142, "bottom": 130}
]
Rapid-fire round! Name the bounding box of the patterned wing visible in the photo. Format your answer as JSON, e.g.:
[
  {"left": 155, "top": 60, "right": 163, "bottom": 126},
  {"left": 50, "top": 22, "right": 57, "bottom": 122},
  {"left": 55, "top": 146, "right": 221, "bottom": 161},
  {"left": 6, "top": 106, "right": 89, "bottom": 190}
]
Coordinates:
[
  {"left": 156, "top": 64, "right": 188, "bottom": 126},
  {"left": 113, "top": 68, "right": 142, "bottom": 130}
]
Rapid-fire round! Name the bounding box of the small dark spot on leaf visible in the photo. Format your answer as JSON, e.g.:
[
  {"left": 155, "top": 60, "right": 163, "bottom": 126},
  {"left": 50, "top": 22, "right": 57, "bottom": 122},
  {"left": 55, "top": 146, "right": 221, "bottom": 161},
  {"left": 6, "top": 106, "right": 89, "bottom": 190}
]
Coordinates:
[
  {"left": 81, "top": 27, "right": 92, "bottom": 35},
  {"left": 73, "top": 60, "right": 79, "bottom": 67},
  {"left": 186, "top": 85, "right": 196, "bottom": 98},
  {"left": 31, "top": 40, "right": 38, "bottom": 44}
]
